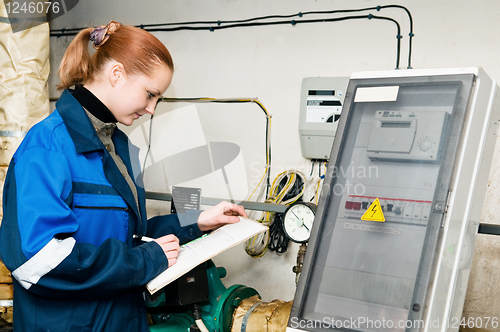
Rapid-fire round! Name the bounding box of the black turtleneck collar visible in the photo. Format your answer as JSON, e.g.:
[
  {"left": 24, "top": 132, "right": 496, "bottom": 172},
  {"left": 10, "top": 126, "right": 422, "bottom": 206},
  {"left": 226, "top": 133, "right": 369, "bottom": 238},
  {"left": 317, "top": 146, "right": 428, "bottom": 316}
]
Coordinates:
[{"left": 72, "top": 85, "right": 117, "bottom": 123}]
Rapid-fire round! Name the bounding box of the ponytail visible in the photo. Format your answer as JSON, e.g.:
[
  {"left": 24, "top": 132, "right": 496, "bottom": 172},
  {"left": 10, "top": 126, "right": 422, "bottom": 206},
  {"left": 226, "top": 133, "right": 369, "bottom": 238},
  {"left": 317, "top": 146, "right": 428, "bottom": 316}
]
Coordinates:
[
  {"left": 57, "top": 27, "right": 94, "bottom": 90},
  {"left": 57, "top": 22, "right": 174, "bottom": 91}
]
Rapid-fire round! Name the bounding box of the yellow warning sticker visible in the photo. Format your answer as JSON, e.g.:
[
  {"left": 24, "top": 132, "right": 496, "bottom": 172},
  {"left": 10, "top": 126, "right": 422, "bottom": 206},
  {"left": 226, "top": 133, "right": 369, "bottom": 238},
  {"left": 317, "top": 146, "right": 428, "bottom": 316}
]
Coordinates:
[{"left": 361, "top": 198, "right": 385, "bottom": 222}]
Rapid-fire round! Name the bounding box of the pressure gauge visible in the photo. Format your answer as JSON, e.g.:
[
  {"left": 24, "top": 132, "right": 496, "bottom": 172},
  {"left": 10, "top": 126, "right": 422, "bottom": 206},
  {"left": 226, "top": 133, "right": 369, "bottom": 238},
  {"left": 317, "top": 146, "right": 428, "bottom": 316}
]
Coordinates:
[{"left": 283, "top": 202, "right": 317, "bottom": 243}]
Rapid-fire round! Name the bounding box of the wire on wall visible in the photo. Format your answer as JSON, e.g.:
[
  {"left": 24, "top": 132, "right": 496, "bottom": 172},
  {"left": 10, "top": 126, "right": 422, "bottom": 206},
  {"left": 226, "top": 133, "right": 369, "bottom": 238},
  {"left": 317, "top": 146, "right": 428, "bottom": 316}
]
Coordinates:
[
  {"left": 48, "top": 95, "right": 273, "bottom": 199},
  {"left": 141, "top": 113, "right": 154, "bottom": 182},
  {"left": 159, "top": 97, "right": 272, "bottom": 199},
  {"left": 309, "top": 160, "right": 328, "bottom": 205},
  {"left": 152, "top": 15, "right": 402, "bottom": 69},
  {"left": 160, "top": 98, "right": 276, "bottom": 258},
  {"left": 49, "top": 5, "right": 414, "bottom": 69}
]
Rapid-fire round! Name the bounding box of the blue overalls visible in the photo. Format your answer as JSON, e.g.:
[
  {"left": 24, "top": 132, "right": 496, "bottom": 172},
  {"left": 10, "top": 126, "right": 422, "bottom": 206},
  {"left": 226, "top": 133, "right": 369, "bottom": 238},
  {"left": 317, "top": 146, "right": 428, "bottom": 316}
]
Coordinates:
[{"left": 0, "top": 90, "right": 203, "bottom": 331}]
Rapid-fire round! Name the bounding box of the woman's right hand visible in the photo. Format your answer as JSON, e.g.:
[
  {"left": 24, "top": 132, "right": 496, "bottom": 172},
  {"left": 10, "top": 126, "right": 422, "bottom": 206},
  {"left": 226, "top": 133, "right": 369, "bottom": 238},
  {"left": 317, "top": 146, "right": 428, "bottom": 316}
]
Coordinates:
[{"left": 153, "top": 234, "right": 180, "bottom": 267}]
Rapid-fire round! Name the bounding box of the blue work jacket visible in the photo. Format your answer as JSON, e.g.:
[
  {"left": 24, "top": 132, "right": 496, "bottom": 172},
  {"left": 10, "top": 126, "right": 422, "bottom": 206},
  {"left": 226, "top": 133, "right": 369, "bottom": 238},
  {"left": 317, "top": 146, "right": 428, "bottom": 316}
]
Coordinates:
[{"left": 0, "top": 90, "right": 203, "bottom": 331}]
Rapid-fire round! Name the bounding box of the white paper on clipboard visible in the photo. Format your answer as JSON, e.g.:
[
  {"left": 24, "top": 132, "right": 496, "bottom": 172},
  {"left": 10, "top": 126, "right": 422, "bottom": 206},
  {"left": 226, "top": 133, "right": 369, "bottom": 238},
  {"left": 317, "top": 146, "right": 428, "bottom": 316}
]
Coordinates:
[{"left": 146, "top": 217, "right": 267, "bottom": 294}]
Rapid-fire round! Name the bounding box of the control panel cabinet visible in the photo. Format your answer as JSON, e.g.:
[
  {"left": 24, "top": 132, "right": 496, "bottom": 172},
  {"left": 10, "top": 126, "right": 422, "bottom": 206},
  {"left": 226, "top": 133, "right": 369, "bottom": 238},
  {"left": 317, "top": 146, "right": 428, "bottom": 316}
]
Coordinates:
[{"left": 288, "top": 68, "right": 500, "bottom": 332}]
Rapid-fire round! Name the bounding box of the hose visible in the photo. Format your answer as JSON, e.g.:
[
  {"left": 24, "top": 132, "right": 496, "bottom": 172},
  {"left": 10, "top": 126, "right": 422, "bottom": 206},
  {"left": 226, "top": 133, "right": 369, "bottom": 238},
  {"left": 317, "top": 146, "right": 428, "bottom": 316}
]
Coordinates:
[{"left": 195, "top": 319, "right": 210, "bottom": 332}]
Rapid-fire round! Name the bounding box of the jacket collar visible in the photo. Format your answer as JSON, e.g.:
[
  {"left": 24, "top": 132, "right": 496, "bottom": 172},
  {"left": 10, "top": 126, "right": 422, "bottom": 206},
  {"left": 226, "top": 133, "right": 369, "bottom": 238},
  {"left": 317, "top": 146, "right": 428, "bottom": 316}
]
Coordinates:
[
  {"left": 72, "top": 84, "right": 117, "bottom": 123},
  {"left": 55, "top": 89, "right": 104, "bottom": 154}
]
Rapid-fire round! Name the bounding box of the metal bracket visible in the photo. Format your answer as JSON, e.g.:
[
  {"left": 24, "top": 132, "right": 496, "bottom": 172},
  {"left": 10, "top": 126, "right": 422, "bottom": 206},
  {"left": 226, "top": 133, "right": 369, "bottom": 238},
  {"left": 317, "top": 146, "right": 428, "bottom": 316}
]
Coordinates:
[
  {"left": 478, "top": 224, "right": 500, "bottom": 236},
  {"left": 0, "top": 131, "right": 27, "bottom": 138},
  {"left": 0, "top": 300, "right": 13, "bottom": 307}
]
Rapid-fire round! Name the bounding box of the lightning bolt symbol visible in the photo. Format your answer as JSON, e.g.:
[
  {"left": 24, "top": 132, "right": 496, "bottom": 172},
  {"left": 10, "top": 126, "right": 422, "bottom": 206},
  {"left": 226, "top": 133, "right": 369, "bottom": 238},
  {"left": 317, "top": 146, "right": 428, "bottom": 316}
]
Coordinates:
[{"left": 370, "top": 204, "right": 378, "bottom": 217}]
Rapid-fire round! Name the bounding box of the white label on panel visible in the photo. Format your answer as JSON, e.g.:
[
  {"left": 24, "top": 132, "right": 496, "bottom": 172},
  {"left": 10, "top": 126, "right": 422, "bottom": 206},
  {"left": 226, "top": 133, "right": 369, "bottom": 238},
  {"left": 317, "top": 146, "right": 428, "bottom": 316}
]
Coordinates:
[{"left": 354, "top": 86, "right": 400, "bottom": 102}]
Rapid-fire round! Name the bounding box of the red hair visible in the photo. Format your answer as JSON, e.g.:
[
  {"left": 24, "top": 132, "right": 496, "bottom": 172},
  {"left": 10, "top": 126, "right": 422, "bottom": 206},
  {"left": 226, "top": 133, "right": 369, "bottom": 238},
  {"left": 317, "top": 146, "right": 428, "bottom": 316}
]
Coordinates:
[{"left": 58, "top": 24, "right": 174, "bottom": 90}]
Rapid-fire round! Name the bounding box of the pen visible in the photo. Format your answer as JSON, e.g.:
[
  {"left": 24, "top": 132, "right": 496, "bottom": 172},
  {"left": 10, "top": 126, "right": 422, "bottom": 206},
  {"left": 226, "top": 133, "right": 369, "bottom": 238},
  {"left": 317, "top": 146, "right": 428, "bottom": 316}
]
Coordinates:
[{"left": 133, "top": 235, "right": 155, "bottom": 242}]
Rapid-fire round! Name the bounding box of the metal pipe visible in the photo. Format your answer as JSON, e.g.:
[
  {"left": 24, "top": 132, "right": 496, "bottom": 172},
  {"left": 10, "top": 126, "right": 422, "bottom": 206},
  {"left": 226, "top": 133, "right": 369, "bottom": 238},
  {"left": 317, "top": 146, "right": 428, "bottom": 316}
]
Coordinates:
[
  {"left": 145, "top": 191, "right": 287, "bottom": 213},
  {"left": 478, "top": 223, "right": 500, "bottom": 236}
]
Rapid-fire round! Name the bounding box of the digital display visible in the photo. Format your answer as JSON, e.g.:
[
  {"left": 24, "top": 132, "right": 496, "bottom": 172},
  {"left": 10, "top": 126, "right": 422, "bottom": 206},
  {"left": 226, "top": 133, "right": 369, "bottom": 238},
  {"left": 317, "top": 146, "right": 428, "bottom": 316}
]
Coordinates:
[
  {"left": 307, "top": 100, "right": 342, "bottom": 107},
  {"left": 308, "top": 90, "right": 335, "bottom": 96},
  {"left": 381, "top": 121, "right": 412, "bottom": 128}
]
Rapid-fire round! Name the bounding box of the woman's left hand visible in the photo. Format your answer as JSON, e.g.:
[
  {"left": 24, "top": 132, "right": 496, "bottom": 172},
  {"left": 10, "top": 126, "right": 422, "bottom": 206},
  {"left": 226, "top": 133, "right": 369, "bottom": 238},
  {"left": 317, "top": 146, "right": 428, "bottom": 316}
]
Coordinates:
[{"left": 197, "top": 201, "right": 248, "bottom": 232}]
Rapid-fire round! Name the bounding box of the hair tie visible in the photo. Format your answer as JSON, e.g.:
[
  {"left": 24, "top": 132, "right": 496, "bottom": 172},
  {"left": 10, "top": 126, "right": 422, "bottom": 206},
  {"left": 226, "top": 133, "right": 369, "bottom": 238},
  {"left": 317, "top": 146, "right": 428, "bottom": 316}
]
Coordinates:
[{"left": 89, "top": 21, "right": 121, "bottom": 50}]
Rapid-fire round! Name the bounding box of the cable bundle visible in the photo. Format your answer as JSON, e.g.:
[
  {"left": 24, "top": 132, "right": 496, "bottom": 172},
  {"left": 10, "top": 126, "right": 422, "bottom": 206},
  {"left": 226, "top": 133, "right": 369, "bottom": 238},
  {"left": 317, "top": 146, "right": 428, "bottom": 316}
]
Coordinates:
[
  {"left": 309, "top": 160, "right": 328, "bottom": 205},
  {"left": 245, "top": 170, "right": 306, "bottom": 257}
]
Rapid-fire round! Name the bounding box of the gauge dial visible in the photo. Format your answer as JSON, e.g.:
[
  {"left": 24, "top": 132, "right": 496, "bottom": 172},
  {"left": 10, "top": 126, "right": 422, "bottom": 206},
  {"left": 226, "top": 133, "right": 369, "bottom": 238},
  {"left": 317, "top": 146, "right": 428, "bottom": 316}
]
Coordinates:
[{"left": 283, "top": 202, "right": 317, "bottom": 243}]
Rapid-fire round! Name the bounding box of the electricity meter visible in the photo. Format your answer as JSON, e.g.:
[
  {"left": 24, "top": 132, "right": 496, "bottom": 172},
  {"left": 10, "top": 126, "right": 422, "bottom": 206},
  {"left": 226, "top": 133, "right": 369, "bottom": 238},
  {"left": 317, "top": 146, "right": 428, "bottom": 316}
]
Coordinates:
[{"left": 298, "top": 77, "right": 349, "bottom": 160}]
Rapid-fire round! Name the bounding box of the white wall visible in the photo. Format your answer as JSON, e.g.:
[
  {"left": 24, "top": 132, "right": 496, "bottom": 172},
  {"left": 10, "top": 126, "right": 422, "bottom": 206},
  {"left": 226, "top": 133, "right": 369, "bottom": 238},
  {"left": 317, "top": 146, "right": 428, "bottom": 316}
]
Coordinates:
[{"left": 48, "top": 0, "right": 500, "bottom": 320}]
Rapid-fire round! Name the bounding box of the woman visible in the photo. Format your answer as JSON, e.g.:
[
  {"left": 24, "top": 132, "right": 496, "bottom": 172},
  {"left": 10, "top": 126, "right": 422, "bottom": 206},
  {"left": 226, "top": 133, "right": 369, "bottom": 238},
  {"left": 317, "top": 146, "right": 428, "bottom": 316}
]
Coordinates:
[{"left": 0, "top": 21, "right": 246, "bottom": 331}]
